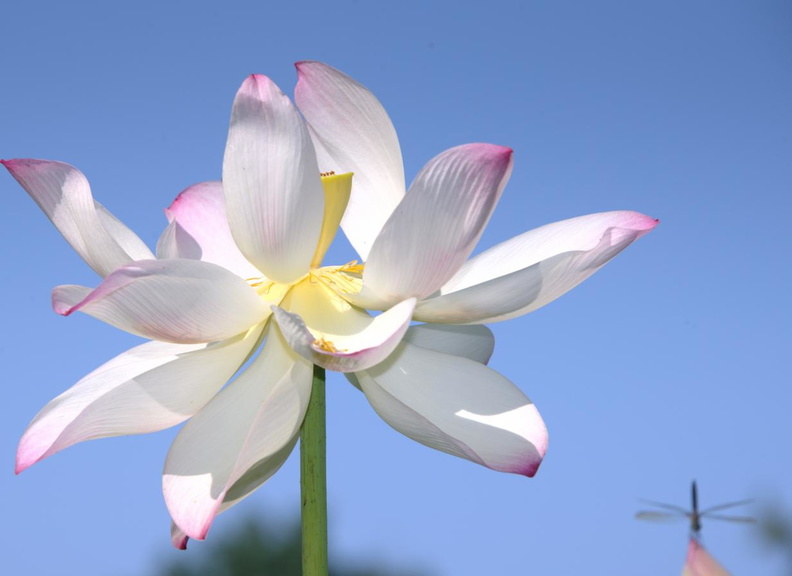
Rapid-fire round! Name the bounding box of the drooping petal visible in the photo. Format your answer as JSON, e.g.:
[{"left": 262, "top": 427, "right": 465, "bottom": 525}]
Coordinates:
[
  {"left": 403, "top": 324, "right": 495, "bottom": 364},
  {"left": 271, "top": 278, "right": 415, "bottom": 372},
  {"left": 295, "top": 61, "right": 405, "bottom": 260},
  {"left": 682, "top": 539, "right": 732, "bottom": 576},
  {"left": 1, "top": 159, "right": 154, "bottom": 277},
  {"left": 414, "top": 211, "right": 659, "bottom": 324},
  {"left": 16, "top": 326, "right": 262, "bottom": 474},
  {"left": 352, "top": 144, "right": 513, "bottom": 310},
  {"left": 356, "top": 342, "right": 547, "bottom": 476},
  {"left": 223, "top": 74, "right": 324, "bottom": 284},
  {"left": 163, "top": 326, "right": 312, "bottom": 541},
  {"left": 52, "top": 259, "right": 269, "bottom": 344},
  {"left": 156, "top": 181, "right": 260, "bottom": 280}
]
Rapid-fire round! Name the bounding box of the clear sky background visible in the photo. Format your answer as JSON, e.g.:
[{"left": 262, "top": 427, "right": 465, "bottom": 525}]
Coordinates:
[{"left": 1, "top": 1, "right": 790, "bottom": 575}]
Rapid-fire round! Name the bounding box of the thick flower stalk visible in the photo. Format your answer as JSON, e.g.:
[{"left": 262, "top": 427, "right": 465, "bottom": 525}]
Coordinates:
[{"left": 4, "top": 61, "right": 656, "bottom": 547}]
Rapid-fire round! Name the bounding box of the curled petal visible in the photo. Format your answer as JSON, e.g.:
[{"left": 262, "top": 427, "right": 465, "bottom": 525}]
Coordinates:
[
  {"left": 353, "top": 144, "right": 512, "bottom": 310},
  {"left": 2, "top": 159, "right": 153, "bottom": 277},
  {"left": 683, "top": 539, "right": 731, "bottom": 576},
  {"left": 163, "top": 326, "right": 312, "bottom": 540},
  {"left": 223, "top": 74, "right": 324, "bottom": 284},
  {"left": 295, "top": 61, "right": 405, "bottom": 260},
  {"left": 52, "top": 259, "right": 268, "bottom": 344},
  {"left": 16, "top": 327, "right": 262, "bottom": 474},
  {"left": 414, "top": 211, "right": 659, "bottom": 323},
  {"left": 272, "top": 280, "right": 416, "bottom": 372},
  {"left": 357, "top": 342, "right": 547, "bottom": 476},
  {"left": 156, "top": 181, "right": 260, "bottom": 279}
]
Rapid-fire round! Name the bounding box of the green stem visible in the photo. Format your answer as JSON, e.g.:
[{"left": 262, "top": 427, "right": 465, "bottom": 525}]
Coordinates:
[{"left": 301, "top": 365, "right": 328, "bottom": 576}]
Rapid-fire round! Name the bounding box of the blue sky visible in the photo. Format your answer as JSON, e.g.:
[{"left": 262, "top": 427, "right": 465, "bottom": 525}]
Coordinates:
[{"left": 1, "top": 1, "right": 790, "bottom": 574}]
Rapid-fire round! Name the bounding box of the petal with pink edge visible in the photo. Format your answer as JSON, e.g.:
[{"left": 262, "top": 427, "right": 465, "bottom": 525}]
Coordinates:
[
  {"left": 156, "top": 181, "right": 260, "bottom": 280},
  {"left": 16, "top": 326, "right": 262, "bottom": 474},
  {"left": 352, "top": 144, "right": 513, "bottom": 310},
  {"left": 223, "top": 75, "right": 324, "bottom": 284},
  {"left": 295, "top": 61, "right": 405, "bottom": 260},
  {"left": 414, "top": 211, "right": 659, "bottom": 324},
  {"left": 2, "top": 159, "right": 154, "bottom": 277},
  {"left": 163, "top": 326, "right": 312, "bottom": 541},
  {"left": 683, "top": 539, "right": 732, "bottom": 576},
  {"left": 356, "top": 342, "right": 547, "bottom": 476},
  {"left": 52, "top": 259, "right": 268, "bottom": 344}
]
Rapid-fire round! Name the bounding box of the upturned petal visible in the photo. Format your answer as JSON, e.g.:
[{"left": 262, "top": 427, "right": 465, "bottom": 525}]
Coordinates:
[
  {"left": 414, "top": 211, "right": 659, "bottom": 323},
  {"left": 682, "top": 539, "right": 732, "bottom": 576},
  {"left": 223, "top": 74, "right": 324, "bottom": 284},
  {"left": 295, "top": 61, "right": 405, "bottom": 260},
  {"left": 162, "top": 326, "right": 312, "bottom": 541},
  {"left": 352, "top": 144, "right": 513, "bottom": 310},
  {"left": 156, "top": 181, "right": 260, "bottom": 279},
  {"left": 52, "top": 259, "right": 269, "bottom": 344},
  {"left": 15, "top": 327, "right": 262, "bottom": 474},
  {"left": 1, "top": 159, "right": 154, "bottom": 277},
  {"left": 357, "top": 342, "right": 547, "bottom": 476}
]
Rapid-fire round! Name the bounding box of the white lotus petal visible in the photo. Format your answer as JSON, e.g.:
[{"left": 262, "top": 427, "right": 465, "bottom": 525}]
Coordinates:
[
  {"left": 403, "top": 324, "right": 495, "bottom": 364},
  {"left": 295, "top": 61, "right": 405, "bottom": 260},
  {"left": 16, "top": 326, "right": 262, "bottom": 473},
  {"left": 415, "top": 211, "right": 659, "bottom": 323},
  {"left": 353, "top": 144, "right": 513, "bottom": 309},
  {"left": 223, "top": 74, "right": 324, "bottom": 283},
  {"left": 2, "top": 159, "right": 153, "bottom": 277},
  {"left": 52, "top": 259, "right": 268, "bottom": 344},
  {"left": 357, "top": 343, "right": 547, "bottom": 476},
  {"left": 163, "top": 326, "right": 312, "bottom": 540},
  {"left": 156, "top": 181, "right": 260, "bottom": 279}
]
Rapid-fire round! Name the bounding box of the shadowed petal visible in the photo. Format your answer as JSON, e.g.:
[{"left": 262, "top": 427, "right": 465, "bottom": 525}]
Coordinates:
[
  {"left": 414, "top": 211, "right": 659, "bottom": 323},
  {"left": 2, "top": 159, "right": 153, "bottom": 277},
  {"left": 156, "top": 181, "right": 260, "bottom": 280},
  {"left": 52, "top": 259, "right": 268, "bottom": 343},
  {"left": 223, "top": 74, "right": 324, "bottom": 283},
  {"left": 16, "top": 326, "right": 263, "bottom": 474},
  {"left": 295, "top": 61, "right": 405, "bottom": 260},
  {"left": 404, "top": 324, "right": 495, "bottom": 364},
  {"left": 163, "top": 326, "right": 312, "bottom": 540},
  {"left": 353, "top": 144, "right": 513, "bottom": 310},
  {"left": 357, "top": 342, "right": 547, "bottom": 476}
]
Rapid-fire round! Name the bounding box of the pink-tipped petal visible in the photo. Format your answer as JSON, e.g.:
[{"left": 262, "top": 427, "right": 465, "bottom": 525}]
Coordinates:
[
  {"left": 272, "top": 295, "right": 416, "bottom": 373},
  {"left": 163, "top": 326, "right": 311, "bottom": 540},
  {"left": 156, "top": 181, "right": 260, "bottom": 279},
  {"left": 295, "top": 61, "right": 405, "bottom": 260},
  {"left": 16, "top": 327, "right": 262, "bottom": 474},
  {"left": 354, "top": 144, "right": 513, "bottom": 310},
  {"left": 223, "top": 75, "right": 324, "bottom": 284},
  {"left": 682, "top": 539, "right": 732, "bottom": 576},
  {"left": 357, "top": 342, "right": 547, "bottom": 476},
  {"left": 2, "top": 159, "right": 153, "bottom": 276},
  {"left": 51, "top": 259, "right": 268, "bottom": 344},
  {"left": 414, "top": 211, "right": 659, "bottom": 324},
  {"left": 171, "top": 523, "right": 189, "bottom": 550}
]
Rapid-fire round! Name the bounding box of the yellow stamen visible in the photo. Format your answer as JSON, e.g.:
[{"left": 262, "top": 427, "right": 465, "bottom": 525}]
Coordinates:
[{"left": 312, "top": 338, "right": 345, "bottom": 353}]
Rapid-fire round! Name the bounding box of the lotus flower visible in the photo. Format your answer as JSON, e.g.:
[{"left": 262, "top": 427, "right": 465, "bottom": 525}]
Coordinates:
[
  {"left": 3, "top": 61, "right": 656, "bottom": 546},
  {"left": 682, "top": 539, "right": 732, "bottom": 576}
]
